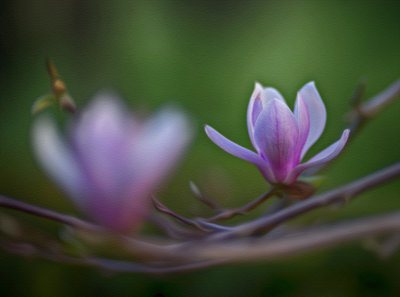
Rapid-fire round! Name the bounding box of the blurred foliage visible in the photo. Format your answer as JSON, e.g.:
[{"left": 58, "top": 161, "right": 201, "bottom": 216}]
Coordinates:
[{"left": 0, "top": 0, "right": 399, "bottom": 296}]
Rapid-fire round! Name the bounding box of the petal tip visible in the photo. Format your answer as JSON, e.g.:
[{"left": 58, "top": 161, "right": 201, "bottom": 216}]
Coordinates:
[
  {"left": 342, "top": 128, "right": 350, "bottom": 141},
  {"left": 204, "top": 124, "right": 213, "bottom": 134},
  {"left": 254, "top": 81, "right": 263, "bottom": 88}
]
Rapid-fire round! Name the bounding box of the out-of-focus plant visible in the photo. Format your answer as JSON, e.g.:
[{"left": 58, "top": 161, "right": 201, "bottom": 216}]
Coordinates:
[
  {"left": 0, "top": 62, "right": 399, "bottom": 274},
  {"left": 33, "top": 93, "right": 191, "bottom": 233}
]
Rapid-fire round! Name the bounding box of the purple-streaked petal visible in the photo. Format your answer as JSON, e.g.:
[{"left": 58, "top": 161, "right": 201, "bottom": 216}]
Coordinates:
[
  {"left": 284, "top": 129, "right": 350, "bottom": 184},
  {"left": 71, "top": 92, "right": 134, "bottom": 199},
  {"left": 254, "top": 99, "right": 299, "bottom": 182},
  {"left": 294, "top": 94, "right": 310, "bottom": 163},
  {"left": 205, "top": 125, "right": 276, "bottom": 182},
  {"left": 298, "top": 82, "right": 327, "bottom": 158},
  {"left": 32, "top": 116, "right": 86, "bottom": 209}
]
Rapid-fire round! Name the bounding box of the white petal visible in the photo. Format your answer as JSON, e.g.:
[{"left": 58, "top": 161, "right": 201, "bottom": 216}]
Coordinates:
[
  {"left": 298, "top": 82, "right": 327, "bottom": 158},
  {"left": 32, "top": 116, "right": 85, "bottom": 208},
  {"left": 247, "top": 82, "right": 264, "bottom": 148},
  {"left": 262, "top": 87, "right": 286, "bottom": 103},
  {"left": 294, "top": 94, "right": 310, "bottom": 162}
]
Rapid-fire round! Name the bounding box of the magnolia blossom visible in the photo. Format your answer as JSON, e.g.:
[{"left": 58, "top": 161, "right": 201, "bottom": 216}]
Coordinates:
[
  {"left": 33, "top": 92, "right": 191, "bottom": 232},
  {"left": 206, "top": 82, "right": 349, "bottom": 185}
]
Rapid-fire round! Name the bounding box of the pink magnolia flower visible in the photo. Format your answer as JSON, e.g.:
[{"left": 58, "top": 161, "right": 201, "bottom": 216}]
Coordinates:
[
  {"left": 205, "top": 82, "right": 349, "bottom": 185},
  {"left": 33, "top": 92, "right": 192, "bottom": 232}
]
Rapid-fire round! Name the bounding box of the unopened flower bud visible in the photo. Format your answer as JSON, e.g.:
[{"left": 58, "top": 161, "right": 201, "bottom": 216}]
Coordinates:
[{"left": 52, "top": 79, "right": 67, "bottom": 97}]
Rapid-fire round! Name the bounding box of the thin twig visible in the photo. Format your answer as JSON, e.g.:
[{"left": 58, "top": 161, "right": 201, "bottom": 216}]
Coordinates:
[
  {"left": 0, "top": 195, "right": 97, "bottom": 231},
  {"left": 349, "top": 78, "right": 367, "bottom": 107},
  {"left": 151, "top": 196, "right": 204, "bottom": 228},
  {"left": 151, "top": 194, "right": 235, "bottom": 232},
  {"left": 151, "top": 196, "right": 228, "bottom": 232},
  {"left": 189, "top": 181, "right": 224, "bottom": 210},
  {"left": 202, "top": 187, "right": 277, "bottom": 222},
  {"left": 148, "top": 214, "right": 205, "bottom": 239}
]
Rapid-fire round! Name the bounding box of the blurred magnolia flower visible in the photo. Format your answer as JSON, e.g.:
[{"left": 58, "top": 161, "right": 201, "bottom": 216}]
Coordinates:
[
  {"left": 33, "top": 92, "right": 192, "bottom": 232},
  {"left": 206, "top": 82, "right": 349, "bottom": 185}
]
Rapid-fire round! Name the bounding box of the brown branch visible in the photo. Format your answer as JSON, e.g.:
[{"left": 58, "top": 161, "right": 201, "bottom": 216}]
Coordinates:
[
  {"left": 0, "top": 195, "right": 177, "bottom": 261},
  {"left": 211, "top": 162, "right": 400, "bottom": 239},
  {"left": 346, "top": 78, "right": 400, "bottom": 134},
  {"left": 185, "top": 210, "right": 400, "bottom": 263},
  {"left": 3, "top": 210, "right": 400, "bottom": 274},
  {"left": 1, "top": 162, "right": 399, "bottom": 273},
  {"left": 0, "top": 237, "right": 227, "bottom": 275},
  {"left": 2, "top": 162, "right": 399, "bottom": 244}
]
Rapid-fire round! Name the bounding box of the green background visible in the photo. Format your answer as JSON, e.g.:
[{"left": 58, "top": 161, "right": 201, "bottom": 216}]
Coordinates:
[{"left": 1, "top": 0, "right": 399, "bottom": 296}]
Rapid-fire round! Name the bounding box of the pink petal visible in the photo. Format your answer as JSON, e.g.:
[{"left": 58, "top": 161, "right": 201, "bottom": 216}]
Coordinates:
[
  {"left": 298, "top": 82, "right": 327, "bottom": 158},
  {"left": 284, "top": 129, "right": 350, "bottom": 184},
  {"left": 254, "top": 99, "right": 299, "bottom": 182}
]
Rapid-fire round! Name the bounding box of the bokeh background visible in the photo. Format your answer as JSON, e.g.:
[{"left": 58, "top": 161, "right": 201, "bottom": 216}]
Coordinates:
[{"left": 1, "top": 0, "right": 400, "bottom": 296}]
